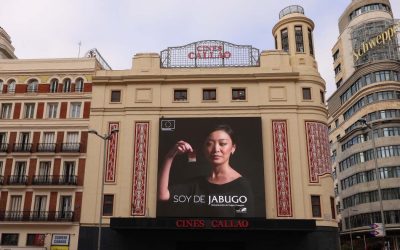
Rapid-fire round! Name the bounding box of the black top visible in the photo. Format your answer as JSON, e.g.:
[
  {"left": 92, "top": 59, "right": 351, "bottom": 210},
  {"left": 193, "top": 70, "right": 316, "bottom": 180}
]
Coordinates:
[{"left": 159, "top": 176, "right": 254, "bottom": 217}]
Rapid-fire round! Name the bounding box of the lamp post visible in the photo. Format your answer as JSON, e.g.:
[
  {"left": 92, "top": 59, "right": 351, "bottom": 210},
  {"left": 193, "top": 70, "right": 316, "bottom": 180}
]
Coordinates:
[
  {"left": 88, "top": 128, "right": 119, "bottom": 250},
  {"left": 358, "top": 118, "right": 386, "bottom": 239},
  {"left": 348, "top": 208, "right": 358, "bottom": 250}
]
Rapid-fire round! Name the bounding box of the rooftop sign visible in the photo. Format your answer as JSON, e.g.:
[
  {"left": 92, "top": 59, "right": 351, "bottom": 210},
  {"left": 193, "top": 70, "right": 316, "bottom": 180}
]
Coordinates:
[{"left": 160, "top": 40, "right": 260, "bottom": 68}]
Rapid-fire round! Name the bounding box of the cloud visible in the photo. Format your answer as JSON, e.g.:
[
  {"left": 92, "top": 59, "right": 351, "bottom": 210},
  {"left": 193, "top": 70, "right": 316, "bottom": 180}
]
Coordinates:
[{"left": 1, "top": 0, "right": 399, "bottom": 98}]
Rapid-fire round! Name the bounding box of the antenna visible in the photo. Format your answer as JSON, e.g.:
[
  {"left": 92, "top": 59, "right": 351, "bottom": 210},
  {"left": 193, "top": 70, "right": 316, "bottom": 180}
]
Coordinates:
[{"left": 78, "top": 41, "right": 82, "bottom": 58}]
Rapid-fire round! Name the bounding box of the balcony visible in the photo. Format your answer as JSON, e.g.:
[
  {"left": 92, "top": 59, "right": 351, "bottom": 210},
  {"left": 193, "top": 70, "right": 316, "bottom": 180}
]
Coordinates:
[
  {"left": 32, "top": 175, "right": 77, "bottom": 185},
  {"left": 37, "top": 143, "right": 56, "bottom": 152},
  {"left": 0, "top": 143, "right": 8, "bottom": 152},
  {"left": 7, "top": 175, "right": 28, "bottom": 185},
  {"left": 13, "top": 143, "right": 32, "bottom": 152},
  {"left": 61, "top": 143, "right": 81, "bottom": 153},
  {"left": 0, "top": 175, "right": 3, "bottom": 185},
  {"left": 0, "top": 210, "right": 74, "bottom": 222}
]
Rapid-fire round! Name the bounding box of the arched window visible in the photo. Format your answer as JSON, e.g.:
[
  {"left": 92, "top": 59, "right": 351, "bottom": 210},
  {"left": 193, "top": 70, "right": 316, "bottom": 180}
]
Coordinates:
[
  {"left": 75, "top": 78, "right": 84, "bottom": 92},
  {"left": 8, "top": 80, "right": 16, "bottom": 93},
  {"left": 63, "top": 78, "right": 71, "bottom": 92},
  {"left": 0, "top": 80, "right": 3, "bottom": 93},
  {"left": 27, "top": 79, "right": 38, "bottom": 93},
  {"left": 50, "top": 79, "right": 59, "bottom": 93}
]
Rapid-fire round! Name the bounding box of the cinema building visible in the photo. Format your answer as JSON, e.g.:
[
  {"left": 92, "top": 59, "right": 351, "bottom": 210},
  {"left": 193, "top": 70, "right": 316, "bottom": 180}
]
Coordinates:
[
  {"left": 327, "top": 0, "right": 400, "bottom": 249},
  {"left": 75, "top": 5, "right": 338, "bottom": 250}
]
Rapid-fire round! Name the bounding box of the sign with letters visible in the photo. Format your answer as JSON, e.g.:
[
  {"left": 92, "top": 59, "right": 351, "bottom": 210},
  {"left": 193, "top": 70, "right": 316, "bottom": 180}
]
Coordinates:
[
  {"left": 51, "top": 234, "right": 70, "bottom": 246},
  {"left": 160, "top": 40, "right": 260, "bottom": 68}
]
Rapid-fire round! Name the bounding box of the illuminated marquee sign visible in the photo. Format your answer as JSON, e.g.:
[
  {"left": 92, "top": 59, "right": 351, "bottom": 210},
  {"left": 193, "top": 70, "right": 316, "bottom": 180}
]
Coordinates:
[{"left": 160, "top": 40, "right": 260, "bottom": 68}]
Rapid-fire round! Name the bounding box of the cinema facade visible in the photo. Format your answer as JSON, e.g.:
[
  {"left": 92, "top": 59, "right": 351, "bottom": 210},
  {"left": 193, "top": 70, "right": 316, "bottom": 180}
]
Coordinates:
[{"left": 78, "top": 6, "right": 338, "bottom": 250}]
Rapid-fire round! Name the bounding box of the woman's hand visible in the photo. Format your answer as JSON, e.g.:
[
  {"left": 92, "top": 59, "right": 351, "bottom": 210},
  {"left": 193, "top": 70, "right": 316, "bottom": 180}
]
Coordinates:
[
  {"left": 159, "top": 140, "right": 193, "bottom": 201},
  {"left": 165, "top": 140, "right": 193, "bottom": 159}
]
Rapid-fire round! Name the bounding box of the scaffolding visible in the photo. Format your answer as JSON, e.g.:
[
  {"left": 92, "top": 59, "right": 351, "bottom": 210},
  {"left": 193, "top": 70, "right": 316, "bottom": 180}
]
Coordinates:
[{"left": 351, "top": 19, "right": 400, "bottom": 67}]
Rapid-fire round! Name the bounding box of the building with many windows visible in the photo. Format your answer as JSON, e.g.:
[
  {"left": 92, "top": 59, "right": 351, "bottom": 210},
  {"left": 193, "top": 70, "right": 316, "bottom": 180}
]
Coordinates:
[
  {"left": 1, "top": 5, "right": 338, "bottom": 250},
  {"left": 328, "top": 0, "right": 400, "bottom": 249},
  {"left": 79, "top": 5, "right": 338, "bottom": 250},
  {"left": 0, "top": 28, "right": 103, "bottom": 248}
]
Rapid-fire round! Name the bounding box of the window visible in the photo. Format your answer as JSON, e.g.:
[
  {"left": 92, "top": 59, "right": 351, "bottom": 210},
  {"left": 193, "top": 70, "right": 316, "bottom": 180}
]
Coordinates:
[
  {"left": 336, "top": 79, "right": 342, "bottom": 88},
  {"left": 330, "top": 197, "right": 336, "bottom": 219},
  {"left": 50, "top": 79, "right": 59, "bottom": 93},
  {"left": 63, "top": 161, "right": 76, "bottom": 183},
  {"left": 24, "top": 103, "right": 35, "bottom": 119},
  {"left": 334, "top": 64, "right": 341, "bottom": 75},
  {"left": 33, "top": 196, "right": 47, "bottom": 220},
  {"left": 174, "top": 89, "right": 187, "bottom": 101},
  {"left": 1, "top": 233, "right": 19, "bottom": 245},
  {"left": 111, "top": 90, "right": 121, "bottom": 102},
  {"left": 232, "top": 88, "right": 246, "bottom": 100},
  {"left": 302, "top": 88, "right": 311, "bottom": 100},
  {"left": 0, "top": 132, "right": 6, "bottom": 152},
  {"left": 1, "top": 103, "right": 12, "bottom": 119},
  {"left": 46, "top": 103, "right": 58, "bottom": 118},
  {"left": 281, "top": 28, "right": 289, "bottom": 52},
  {"left": 26, "top": 234, "right": 45, "bottom": 246},
  {"left": 59, "top": 196, "right": 72, "bottom": 219},
  {"left": 63, "top": 78, "right": 71, "bottom": 92},
  {"left": 333, "top": 49, "right": 340, "bottom": 61},
  {"left": 27, "top": 79, "right": 38, "bottom": 93},
  {"left": 69, "top": 102, "right": 81, "bottom": 118},
  {"left": 203, "top": 89, "right": 216, "bottom": 101},
  {"left": 63, "top": 132, "right": 80, "bottom": 152},
  {"left": 335, "top": 119, "right": 339, "bottom": 128},
  {"left": 320, "top": 90, "right": 325, "bottom": 103},
  {"left": 0, "top": 161, "right": 3, "bottom": 176},
  {"left": 295, "top": 26, "right": 304, "bottom": 52},
  {"left": 8, "top": 80, "right": 16, "bottom": 93},
  {"left": 75, "top": 78, "right": 84, "bottom": 92},
  {"left": 0, "top": 79, "right": 3, "bottom": 93},
  {"left": 37, "top": 161, "right": 51, "bottom": 183},
  {"left": 308, "top": 28, "right": 314, "bottom": 56},
  {"left": 311, "top": 195, "right": 321, "bottom": 217},
  {"left": 8, "top": 195, "right": 22, "bottom": 220},
  {"left": 103, "top": 194, "right": 114, "bottom": 216},
  {"left": 274, "top": 35, "right": 278, "bottom": 49}
]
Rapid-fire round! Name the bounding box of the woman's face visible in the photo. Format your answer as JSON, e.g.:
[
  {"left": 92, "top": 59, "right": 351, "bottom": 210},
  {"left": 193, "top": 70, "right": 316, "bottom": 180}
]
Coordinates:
[{"left": 204, "top": 130, "right": 236, "bottom": 167}]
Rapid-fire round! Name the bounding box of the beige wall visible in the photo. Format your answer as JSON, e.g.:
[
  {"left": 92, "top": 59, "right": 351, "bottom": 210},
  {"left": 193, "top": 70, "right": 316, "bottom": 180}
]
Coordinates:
[{"left": 82, "top": 49, "right": 336, "bottom": 228}]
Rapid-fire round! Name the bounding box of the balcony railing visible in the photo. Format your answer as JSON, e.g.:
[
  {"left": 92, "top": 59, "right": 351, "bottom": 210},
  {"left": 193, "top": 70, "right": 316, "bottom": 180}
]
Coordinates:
[
  {"left": 0, "top": 175, "right": 4, "bottom": 185},
  {"left": 13, "top": 143, "right": 32, "bottom": 152},
  {"left": 0, "top": 210, "right": 74, "bottom": 222},
  {"left": 32, "top": 175, "right": 77, "bottom": 185},
  {"left": 7, "top": 175, "right": 28, "bottom": 185},
  {"left": 0, "top": 143, "right": 8, "bottom": 152},
  {"left": 37, "top": 143, "right": 57, "bottom": 152},
  {"left": 61, "top": 143, "right": 81, "bottom": 153}
]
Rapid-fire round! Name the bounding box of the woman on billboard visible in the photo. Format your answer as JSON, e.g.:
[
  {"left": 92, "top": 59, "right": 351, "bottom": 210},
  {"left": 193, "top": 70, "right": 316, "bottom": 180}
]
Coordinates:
[{"left": 158, "top": 124, "right": 254, "bottom": 217}]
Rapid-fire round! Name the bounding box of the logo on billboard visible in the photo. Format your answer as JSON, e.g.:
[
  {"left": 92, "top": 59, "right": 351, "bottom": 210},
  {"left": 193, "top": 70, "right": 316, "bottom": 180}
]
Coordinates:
[{"left": 161, "top": 119, "right": 175, "bottom": 131}]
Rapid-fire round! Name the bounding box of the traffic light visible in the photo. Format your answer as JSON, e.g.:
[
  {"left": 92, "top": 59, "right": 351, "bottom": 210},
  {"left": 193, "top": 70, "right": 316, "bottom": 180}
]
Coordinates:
[{"left": 370, "top": 223, "right": 385, "bottom": 237}]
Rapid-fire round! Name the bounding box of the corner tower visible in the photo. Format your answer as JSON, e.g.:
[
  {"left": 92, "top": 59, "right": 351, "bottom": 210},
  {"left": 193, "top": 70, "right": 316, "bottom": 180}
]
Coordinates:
[
  {"left": 0, "top": 26, "right": 17, "bottom": 59},
  {"left": 272, "top": 5, "right": 318, "bottom": 71}
]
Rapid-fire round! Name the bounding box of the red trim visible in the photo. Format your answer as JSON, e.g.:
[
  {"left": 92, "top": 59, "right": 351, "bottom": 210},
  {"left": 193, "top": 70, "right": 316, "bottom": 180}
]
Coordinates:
[
  {"left": 272, "top": 120, "right": 293, "bottom": 217},
  {"left": 131, "top": 122, "right": 149, "bottom": 216}
]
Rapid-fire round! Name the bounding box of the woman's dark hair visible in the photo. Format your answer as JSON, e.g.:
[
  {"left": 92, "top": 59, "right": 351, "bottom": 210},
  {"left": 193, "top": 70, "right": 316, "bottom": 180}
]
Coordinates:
[{"left": 206, "top": 124, "right": 236, "bottom": 144}]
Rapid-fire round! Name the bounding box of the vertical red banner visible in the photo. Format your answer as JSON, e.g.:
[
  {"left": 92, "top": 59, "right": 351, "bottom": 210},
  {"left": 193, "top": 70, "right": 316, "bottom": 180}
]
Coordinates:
[
  {"left": 131, "top": 122, "right": 149, "bottom": 216},
  {"left": 306, "top": 121, "right": 331, "bottom": 183},
  {"left": 272, "top": 120, "right": 293, "bottom": 217},
  {"left": 105, "top": 122, "right": 119, "bottom": 182}
]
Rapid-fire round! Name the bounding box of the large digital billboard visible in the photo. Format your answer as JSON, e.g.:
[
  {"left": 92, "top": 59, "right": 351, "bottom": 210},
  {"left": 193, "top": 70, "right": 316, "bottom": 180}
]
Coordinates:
[{"left": 157, "top": 117, "right": 265, "bottom": 218}]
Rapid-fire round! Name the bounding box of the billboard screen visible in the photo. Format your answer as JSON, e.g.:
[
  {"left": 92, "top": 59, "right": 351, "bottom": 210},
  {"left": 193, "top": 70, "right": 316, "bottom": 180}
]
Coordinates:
[{"left": 157, "top": 117, "right": 265, "bottom": 218}]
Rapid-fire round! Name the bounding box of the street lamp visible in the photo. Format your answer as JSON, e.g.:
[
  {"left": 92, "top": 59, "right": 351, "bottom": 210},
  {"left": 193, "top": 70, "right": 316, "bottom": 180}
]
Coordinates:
[
  {"left": 88, "top": 128, "right": 119, "bottom": 250},
  {"left": 358, "top": 118, "right": 386, "bottom": 237},
  {"left": 348, "top": 208, "right": 358, "bottom": 250}
]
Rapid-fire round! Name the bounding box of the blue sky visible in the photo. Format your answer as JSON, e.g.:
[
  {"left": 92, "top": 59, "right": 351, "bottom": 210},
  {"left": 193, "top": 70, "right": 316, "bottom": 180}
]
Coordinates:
[{"left": 0, "top": 0, "right": 399, "bottom": 98}]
